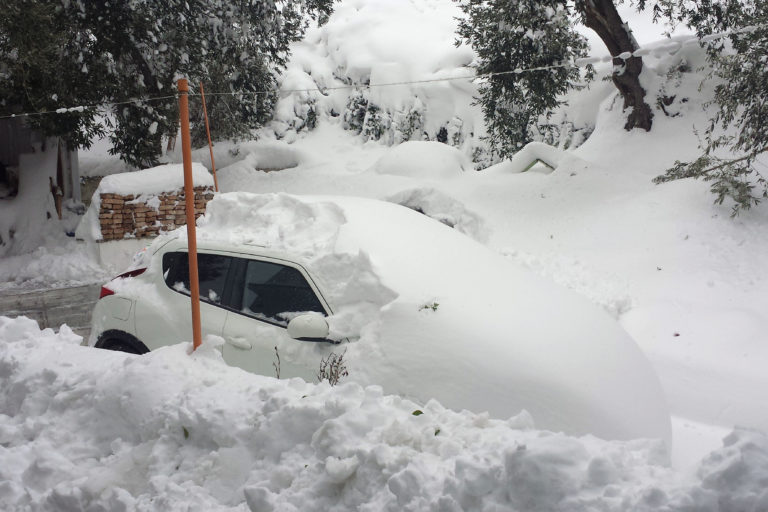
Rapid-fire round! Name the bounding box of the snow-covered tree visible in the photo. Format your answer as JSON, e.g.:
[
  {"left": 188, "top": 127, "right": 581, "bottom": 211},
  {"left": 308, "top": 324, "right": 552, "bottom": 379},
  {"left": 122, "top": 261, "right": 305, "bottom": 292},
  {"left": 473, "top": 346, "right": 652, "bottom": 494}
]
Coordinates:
[
  {"left": 0, "top": 0, "right": 333, "bottom": 168},
  {"left": 0, "top": 2, "right": 107, "bottom": 148},
  {"left": 575, "top": 0, "right": 655, "bottom": 131},
  {"left": 653, "top": 1, "right": 768, "bottom": 214},
  {"left": 456, "top": 0, "right": 664, "bottom": 161},
  {"left": 456, "top": 0, "right": 591, "bottom": 160}
]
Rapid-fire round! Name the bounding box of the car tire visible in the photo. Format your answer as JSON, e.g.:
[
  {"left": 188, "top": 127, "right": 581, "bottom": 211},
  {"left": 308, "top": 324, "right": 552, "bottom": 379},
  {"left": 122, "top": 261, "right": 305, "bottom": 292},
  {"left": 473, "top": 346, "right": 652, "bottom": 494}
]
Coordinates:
[{"left": 95, "top": 330, "right": 150, "bottom": 355}]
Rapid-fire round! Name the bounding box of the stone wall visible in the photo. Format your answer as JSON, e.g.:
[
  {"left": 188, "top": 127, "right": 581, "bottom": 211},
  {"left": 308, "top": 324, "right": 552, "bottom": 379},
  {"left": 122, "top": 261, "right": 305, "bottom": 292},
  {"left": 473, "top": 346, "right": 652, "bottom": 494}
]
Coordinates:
[{"left": 98, "top": 186, "right": 214, "bottom": 241}]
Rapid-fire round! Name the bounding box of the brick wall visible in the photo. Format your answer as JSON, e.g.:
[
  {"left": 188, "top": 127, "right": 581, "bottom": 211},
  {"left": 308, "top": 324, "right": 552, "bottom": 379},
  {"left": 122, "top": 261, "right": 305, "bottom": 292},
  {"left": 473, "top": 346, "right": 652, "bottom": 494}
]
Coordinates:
[{"left": 98, "top": 186, "right": 214, "bottom": 241}]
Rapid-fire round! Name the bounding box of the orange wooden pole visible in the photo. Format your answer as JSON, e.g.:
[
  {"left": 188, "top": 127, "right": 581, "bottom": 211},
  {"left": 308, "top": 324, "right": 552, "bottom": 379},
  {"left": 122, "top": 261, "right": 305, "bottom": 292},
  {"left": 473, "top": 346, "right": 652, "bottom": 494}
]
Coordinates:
[
  {"left": 177, "top": 78, "right": 203, "bottom": 351},
  {"left": 199, "top": 82, "right": 219, "bottom": 192}
]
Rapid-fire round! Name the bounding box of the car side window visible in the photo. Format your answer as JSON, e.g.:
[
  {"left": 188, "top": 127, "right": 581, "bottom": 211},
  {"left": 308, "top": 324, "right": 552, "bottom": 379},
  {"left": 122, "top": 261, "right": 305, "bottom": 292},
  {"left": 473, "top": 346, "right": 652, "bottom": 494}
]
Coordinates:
[
  {"left": 162, "top": 252, "right": 232, "bottom": 305},
  {"left": 240, "top": 259, "right": 325, "bottom": 326}
]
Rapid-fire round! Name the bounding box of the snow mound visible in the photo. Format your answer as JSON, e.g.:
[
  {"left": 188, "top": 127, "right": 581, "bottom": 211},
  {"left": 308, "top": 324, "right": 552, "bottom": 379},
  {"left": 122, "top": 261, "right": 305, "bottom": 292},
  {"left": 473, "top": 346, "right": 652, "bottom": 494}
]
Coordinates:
[
  {"left": 372, "top": 141, "right": 470, "bottom": 179},
  {"left": 387, "top": 187, "right": 489, "bottom": 243},
  {"left": 0, "top": 241, "right": 109, "bottom": 291},
  {"left": 502, "top": 248, "right": 633, "bottom": 318},
  {"left": 197, "top": 192, "right": 344, "bottom": 255},
  {"left": 2, "top": 316, "right": 768, "bottom": 511},
  {"left": 142, "top": 192, "right": 670, "bottom": 442},
  {"left": 203, "top": 139, "right": 302, "bottom": 174},
  {"left": 484, "top": 142, "right": 571, "bottom": 174}
]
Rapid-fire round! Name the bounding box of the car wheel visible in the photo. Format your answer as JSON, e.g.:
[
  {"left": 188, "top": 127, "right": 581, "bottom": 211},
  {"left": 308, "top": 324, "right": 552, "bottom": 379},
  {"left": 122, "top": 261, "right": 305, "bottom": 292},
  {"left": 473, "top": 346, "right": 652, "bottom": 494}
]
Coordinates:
[{"left": 95, "top": 330, "right": 150, "bottom": 355}]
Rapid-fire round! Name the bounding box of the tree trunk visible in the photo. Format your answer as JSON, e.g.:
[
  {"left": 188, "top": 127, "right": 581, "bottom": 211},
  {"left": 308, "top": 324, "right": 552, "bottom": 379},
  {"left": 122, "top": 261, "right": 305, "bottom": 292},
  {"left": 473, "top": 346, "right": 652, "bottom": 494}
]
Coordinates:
[{"left": 577, "top": 0, "right": 653, "bottom": 131}]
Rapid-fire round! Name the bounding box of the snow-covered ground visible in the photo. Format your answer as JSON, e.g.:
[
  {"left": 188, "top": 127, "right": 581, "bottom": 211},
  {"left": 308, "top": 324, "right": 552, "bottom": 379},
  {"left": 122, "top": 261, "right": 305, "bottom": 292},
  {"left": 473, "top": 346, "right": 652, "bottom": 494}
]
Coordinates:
[
  {"left": 2, "top": 0, "right": 768, "bottom": 508},
  {"left": 209, "top": 108, "right": 768, "bottom": 466},
  {"left": 3, "top": 316, "right": 768, "bottom": 511}
]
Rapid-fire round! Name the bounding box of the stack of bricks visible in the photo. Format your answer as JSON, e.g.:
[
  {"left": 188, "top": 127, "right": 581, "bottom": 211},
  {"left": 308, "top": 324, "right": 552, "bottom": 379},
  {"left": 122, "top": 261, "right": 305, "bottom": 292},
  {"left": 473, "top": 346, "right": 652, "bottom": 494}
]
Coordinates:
[{"left": 98, "top": 186, "right": 214, "bottom": 241}]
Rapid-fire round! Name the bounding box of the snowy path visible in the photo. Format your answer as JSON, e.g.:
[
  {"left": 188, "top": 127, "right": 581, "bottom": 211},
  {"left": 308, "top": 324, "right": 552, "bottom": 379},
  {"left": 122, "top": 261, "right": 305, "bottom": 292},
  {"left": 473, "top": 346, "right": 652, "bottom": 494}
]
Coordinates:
[{"left": 0, "top": 284, "right": 98, "bottom": 337}]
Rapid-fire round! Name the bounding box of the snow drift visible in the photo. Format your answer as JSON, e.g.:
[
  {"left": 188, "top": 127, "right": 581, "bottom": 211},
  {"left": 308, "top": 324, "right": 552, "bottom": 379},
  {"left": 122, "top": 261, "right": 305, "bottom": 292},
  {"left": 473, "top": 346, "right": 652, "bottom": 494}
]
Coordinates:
[
  {"left": 2, "top": 316, "right": 767, "bottom": 511},
  {"left": 127, "top": 192, "right": 672, "bottom": 443}
]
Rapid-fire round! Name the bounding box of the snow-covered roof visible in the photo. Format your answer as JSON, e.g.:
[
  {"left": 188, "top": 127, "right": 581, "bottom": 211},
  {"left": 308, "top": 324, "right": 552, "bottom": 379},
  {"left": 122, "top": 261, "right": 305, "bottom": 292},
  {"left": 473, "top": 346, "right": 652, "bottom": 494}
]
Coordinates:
[{"left": 96, "top": 163, "right": 213, "bottom": 196}]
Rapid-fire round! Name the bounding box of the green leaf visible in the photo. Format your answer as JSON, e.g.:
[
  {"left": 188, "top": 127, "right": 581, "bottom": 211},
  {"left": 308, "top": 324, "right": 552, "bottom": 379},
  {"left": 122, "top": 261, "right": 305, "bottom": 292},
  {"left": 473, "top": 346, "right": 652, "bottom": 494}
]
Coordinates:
[{"left": 412, "top": 410, "right": 424, "bottom": 416}]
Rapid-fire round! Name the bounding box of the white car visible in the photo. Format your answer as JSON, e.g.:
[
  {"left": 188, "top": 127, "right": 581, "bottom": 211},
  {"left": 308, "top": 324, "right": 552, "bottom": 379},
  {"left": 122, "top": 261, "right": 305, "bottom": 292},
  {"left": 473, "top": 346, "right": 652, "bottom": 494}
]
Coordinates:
[{"left": 91, "top": 192, "right": 671, "bottom": 442}]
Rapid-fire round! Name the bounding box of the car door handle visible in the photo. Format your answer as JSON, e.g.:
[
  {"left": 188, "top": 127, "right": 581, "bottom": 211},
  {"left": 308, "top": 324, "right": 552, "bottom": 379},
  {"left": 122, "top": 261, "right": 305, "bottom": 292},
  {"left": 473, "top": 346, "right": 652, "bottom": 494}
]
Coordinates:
[{"left": 226, "top": 337, "right": 252, "bottom": 350}]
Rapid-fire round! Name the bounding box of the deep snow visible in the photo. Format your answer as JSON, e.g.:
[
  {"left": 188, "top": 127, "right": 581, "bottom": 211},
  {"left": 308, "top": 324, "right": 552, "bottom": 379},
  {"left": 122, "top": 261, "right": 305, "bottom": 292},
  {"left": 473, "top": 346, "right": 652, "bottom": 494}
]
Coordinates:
[
  {"left": 1, "top": 0, "right": 767, "bottom": 508},
  {"left": 2, "top": 316, "right": 768, "bottom": 511},
  {"left": 106, "top": 192, "right": 670, "bottom": 442},
  {"left": 204, "top": 27, "right": 768, "bottom": 468}
]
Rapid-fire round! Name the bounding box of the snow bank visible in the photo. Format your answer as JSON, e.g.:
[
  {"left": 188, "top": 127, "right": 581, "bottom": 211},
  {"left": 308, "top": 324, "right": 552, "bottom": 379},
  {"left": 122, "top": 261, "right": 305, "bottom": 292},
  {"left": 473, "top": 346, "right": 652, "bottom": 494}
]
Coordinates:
[
  {"left": 2, "top": 316, "right": 767, "bottom": 511},
  {"left": 386, "top": 187, "right": 489, "bottom": 243},
  {"left": 0, "top": 242, "right": 108, "bottom": 291},
  {"left": 371, "top": 141, "right": 470, "bottom": 179},
  {"left": 501, "top": 248, "right": 633, "bottom": 319},
  {"left": 483, "top": 142, "right": 569, "bottom": 174},
  {"left": 189, "top": 138, "right": 302, "bottom": 174},
  {"left": 189, "top": 39, "right": 768, "bottom": 448},
  {"left": 143, "top": 192, "right": 671, "bottom": 442},
  {"left": 78, "top": 131, "right": 131, "bottom": 178}
]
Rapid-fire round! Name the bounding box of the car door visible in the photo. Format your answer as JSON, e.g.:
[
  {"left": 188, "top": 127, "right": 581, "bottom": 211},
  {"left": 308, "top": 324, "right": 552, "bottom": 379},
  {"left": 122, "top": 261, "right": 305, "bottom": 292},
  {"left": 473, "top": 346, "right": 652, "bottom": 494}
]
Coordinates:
[
  {"left": 221, "top": 256, "right": 331, "bottom": 381},
  {"left": 135, "top": 250, "right": 233, "bottom": 350}
]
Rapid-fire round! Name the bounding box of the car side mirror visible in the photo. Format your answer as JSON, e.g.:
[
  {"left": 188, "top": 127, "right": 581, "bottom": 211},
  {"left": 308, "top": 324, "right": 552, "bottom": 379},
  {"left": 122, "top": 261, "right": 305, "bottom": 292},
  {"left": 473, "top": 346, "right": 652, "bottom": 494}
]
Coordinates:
[{"left": 287, "top": 314, "right": 331, "bottom": 342}]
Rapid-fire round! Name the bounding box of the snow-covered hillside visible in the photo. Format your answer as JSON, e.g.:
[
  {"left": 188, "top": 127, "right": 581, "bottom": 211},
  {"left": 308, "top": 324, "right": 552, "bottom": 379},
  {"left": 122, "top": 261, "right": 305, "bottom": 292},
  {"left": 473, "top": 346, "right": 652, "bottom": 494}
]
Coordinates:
[{"left": 2, "top": 0, "right": 768, "bottom": 509}]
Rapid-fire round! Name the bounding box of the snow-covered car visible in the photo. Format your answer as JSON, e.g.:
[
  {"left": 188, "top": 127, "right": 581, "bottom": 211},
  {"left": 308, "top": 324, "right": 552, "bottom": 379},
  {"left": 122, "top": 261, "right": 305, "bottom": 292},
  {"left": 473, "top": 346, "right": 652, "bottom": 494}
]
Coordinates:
[{"left": 91, "top": 192, "right": 671, "bottom": 442}]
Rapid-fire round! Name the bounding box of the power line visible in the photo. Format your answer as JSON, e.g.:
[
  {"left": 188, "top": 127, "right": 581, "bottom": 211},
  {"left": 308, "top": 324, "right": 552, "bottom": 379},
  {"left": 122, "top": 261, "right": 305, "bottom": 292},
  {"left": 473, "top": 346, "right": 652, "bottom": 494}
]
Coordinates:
[
  {"left": 0, "top": 94, "right": 178, "bottom": 120},
  {"left": 191, "top": 67, "right": 558, "bottom": 99},
  {"left": 0, "top": 63, "right": 609, "bottom": 120},
  {"left": 1, "top": 24, "right": 763, "bottom": 121}
]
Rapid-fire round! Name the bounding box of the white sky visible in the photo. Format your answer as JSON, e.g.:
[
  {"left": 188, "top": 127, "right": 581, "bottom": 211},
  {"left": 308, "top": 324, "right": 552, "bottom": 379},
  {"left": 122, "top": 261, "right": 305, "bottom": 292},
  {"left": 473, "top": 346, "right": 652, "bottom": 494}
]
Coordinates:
[{"left": 578, "top": 4, "right": 694, "bottom": 56}]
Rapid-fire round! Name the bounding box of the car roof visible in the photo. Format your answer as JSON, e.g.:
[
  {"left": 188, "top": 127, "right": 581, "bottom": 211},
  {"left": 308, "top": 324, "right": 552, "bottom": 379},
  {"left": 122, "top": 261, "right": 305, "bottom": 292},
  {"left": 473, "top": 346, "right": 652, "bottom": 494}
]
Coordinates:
[{"left": 153, "top": 235, "right": 316, "bottom": 266}]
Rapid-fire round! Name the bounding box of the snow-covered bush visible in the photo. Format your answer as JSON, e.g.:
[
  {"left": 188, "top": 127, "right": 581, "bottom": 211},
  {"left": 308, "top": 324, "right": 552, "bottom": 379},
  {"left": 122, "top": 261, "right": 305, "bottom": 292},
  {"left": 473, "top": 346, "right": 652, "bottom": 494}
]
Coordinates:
[
  {"left": 0, "top": 0, "right": 334, "bottom": 167},
  {"left": 272, "top": 0, "right": 487, "bottom": 161},
  {"left": 455, "top": 0, "right": 591, "bottom": 159},
  {"left": 343, "top": 91, "right": 369, "bottom": 135},
  {"left": 654, "top": 3, "right": 768, "bottom": 214},
  {"left": 361, "top": 103, "right": 391, "bottom": 142},
  {"left": 394, "top": 102, "right": 426, "bottom": 143}
]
